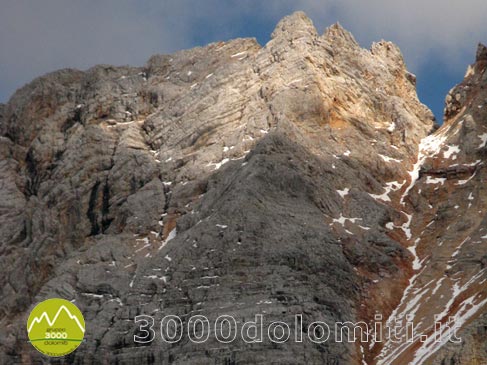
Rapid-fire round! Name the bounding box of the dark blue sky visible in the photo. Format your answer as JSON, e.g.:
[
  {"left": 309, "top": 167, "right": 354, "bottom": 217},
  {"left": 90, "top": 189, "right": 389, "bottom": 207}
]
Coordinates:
[{"left": 1, "top": 1, "right": 484, "bottom": 123}]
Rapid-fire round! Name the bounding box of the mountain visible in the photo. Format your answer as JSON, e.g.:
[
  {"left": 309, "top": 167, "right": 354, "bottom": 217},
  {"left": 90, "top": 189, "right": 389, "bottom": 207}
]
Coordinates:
[{"left": 0, "top": 11, "right": 486, "bottom": 365}]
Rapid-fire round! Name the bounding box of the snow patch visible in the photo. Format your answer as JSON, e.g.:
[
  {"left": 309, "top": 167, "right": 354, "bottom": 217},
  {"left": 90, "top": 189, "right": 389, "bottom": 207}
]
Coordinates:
[
  {"left": 207, "top": 158, "right": 230, "bottom": 170},
  {"left": 231, "top": 51, "right": 247, "bottom": 58},
  {"left": 408, "top": 246, "right": 422, "bottom": 270},
  {"left": 426, "top": 176, "right": 446, "bottom": 185},
  {"left": 400, "top": 131, "right": 449, "bottom": 205},
  {"left": 369, "top": 181, "right": 405, "bottom": 202},
  {"left": 379, "top": 154, "right": 401, "bottom": 163},
  {"left": 337, "top": 188, "right": 350, "bottom": 198},
  {"left": 159, "top": 228, "right": 177, "bottom": 251},
  {"left": 332, "top": 214, "right": 362, "bottom": 226},
  {"left": 478, "top": 133, "right": 487, "bottom": 149},
  {"left": 443, "top": 145, "right": 460, "bottom": 159}
]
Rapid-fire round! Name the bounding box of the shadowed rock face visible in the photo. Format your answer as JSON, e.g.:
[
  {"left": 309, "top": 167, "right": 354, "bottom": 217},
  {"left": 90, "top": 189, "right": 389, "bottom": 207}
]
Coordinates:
[{"left": 0, "top": 11, "right": 485, "bottom": 365}]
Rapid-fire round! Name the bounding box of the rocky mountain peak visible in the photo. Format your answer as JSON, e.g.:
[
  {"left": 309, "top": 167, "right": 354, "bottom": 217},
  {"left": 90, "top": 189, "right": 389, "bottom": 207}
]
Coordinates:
[
  {"left": 270, "top": 11, "right": 318, "bottom": 40},
  {"left": 370, "top": 40, "right": 406, "bottom": 68},
  {"left": 476, "top": 42, "right": 487, "bottom": 62},
  {"left": 323, "top": 22, "right": 360, "bottom": 49},
  {"left": 445, "top": 42, "right": 487, "bottom": 121}
]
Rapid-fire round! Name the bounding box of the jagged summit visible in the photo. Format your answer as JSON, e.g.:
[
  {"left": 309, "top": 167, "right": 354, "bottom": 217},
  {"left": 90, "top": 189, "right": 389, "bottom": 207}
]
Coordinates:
[
  {"left": 445, "top": 41, "right": 487, "bottom": 121},
  {"left": 323, "top": 22, "right": 360, "bottom": 48},
  {"left": 270, "top": 11, "right": 318, "bottom": 40},
  {"left": 476, "top": 42, "right": 487, "bottom": 62},
  {"left": 0, "top": 12, "right": 486, "bottom": 365}
]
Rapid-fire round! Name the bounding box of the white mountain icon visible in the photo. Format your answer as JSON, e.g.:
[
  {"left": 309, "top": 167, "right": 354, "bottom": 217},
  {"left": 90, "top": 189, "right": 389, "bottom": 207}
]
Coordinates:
[{"left": 28, "top": 305, "right": 85, "bottom": 334}]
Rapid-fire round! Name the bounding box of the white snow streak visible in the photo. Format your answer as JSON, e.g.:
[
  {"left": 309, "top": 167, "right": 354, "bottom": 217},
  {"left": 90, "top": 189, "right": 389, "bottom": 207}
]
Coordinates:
[{"left": 337, "top": 188, "right": 350, "bottom": 198}]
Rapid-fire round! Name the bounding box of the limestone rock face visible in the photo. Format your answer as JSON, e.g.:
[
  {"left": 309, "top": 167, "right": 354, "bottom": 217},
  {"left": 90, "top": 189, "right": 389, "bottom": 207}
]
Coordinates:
[
  {"left": 375, "top": 42, "right": 487, "bottom": 365},
  {"left": 0, "top": 12, "right": 485, "bottom": 365}
]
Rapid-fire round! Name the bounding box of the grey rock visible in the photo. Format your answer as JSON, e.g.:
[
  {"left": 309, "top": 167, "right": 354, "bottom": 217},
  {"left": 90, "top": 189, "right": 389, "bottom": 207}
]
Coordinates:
[
  {"left": 476, "top": 42, "right": 487, "bottom": 62},
  {"left": 1, "top": 10, "right": 486, "bottom": 365}
]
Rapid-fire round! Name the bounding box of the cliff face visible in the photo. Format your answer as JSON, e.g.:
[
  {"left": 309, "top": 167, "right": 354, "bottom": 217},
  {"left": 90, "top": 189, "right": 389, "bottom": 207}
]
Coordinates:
[
  {"left": 0, "top": 11, "right": 485, "bottom": 365},
  {"left": 376, "top": 43, "right": 487, "bottom": 365}
]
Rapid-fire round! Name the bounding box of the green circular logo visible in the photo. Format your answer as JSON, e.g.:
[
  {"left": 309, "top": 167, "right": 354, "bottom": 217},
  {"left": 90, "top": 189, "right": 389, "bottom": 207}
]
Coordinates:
[{"left": 27, "top": 298, "right": 85, "bottom": 357}]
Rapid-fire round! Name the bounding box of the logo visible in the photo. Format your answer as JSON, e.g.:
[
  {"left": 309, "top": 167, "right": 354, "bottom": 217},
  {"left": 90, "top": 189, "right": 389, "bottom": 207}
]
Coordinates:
[{"left": 27, "top": 298, "right": 85, "bottom": 357}]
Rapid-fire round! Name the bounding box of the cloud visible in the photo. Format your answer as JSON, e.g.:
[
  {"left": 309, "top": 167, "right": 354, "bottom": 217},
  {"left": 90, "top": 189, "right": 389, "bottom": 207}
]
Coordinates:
[
  {"left": 326, "top": 0, "right": 487, "bottom": 70},
  {"left": 1, "top": 0, "right": 485, "bottom": 103},
  {"left": 0, "top": 0, "right": 189, "bottom": 101}
]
